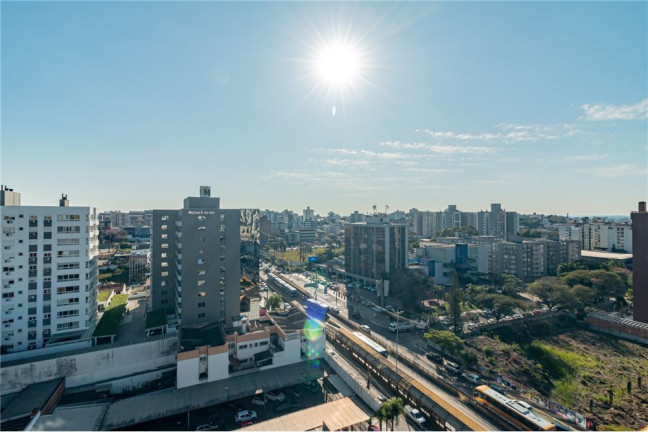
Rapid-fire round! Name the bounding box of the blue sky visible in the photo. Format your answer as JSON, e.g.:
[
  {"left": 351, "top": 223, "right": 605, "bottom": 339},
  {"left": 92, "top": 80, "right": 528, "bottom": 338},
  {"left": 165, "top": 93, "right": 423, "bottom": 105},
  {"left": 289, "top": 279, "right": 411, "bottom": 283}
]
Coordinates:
[{"left": 2, "top": 1, "right": 646, "bottom": 215}]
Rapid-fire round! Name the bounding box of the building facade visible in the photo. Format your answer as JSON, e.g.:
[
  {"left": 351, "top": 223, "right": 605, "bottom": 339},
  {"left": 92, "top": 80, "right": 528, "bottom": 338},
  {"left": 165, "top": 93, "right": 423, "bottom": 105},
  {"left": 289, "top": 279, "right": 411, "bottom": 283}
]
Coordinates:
[
  {"left": 150, "top": 190, "right": 244, "bottom": 329},
  {"left": 344, "top": 217, "right": 407, "bottom": 281},
  {"left": 1, "top": 189, "right": 98, "bottom": 353},
  {"left": 632, "top": 202, "right": 648, "bottom": 324}
]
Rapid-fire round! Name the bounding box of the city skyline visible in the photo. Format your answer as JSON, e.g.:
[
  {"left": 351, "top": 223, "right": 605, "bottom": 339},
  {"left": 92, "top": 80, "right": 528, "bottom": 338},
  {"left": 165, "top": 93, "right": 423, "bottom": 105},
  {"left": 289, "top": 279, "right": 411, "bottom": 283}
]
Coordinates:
[{"left": 2, "top": 2, "right": 646, "bottom": 215}]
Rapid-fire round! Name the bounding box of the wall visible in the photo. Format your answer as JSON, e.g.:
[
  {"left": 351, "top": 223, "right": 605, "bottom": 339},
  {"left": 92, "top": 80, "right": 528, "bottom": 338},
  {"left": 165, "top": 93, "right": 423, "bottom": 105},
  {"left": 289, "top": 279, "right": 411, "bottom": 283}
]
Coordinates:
[
  {"left": 177, "top": 356, "right": 200, "bottom": 389},
  {"left": 324, "top": 350, "right": 380, "bottom": 412},
  {"left": 0, "top": 334, "right": 178, "bottom": 394},
  {"left": 586, "top": 312, "right": 648, "bottom": 345}
]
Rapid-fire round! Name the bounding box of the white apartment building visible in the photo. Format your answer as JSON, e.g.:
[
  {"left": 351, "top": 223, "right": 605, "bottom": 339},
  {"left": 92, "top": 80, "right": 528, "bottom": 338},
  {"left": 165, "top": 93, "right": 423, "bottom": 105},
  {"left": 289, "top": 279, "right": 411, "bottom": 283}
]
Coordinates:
[
  {"left": 1, "top": 189, "right": 98, "bottom": 353},
  {"left": 581, "top": 223, "right": 632, "bottom": 253},
  {"left": 558, "top": 225, "right": 581, "bottom": 242}
]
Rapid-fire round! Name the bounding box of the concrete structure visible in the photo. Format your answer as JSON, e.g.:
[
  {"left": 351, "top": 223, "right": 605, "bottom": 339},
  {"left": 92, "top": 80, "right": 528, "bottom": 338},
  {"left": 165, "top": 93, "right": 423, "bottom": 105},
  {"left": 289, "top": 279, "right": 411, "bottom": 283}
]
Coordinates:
[
  {"left": 582, "top": 223, "right": 632, "bottom": 253},
  {"left": 0, "top": 333, "right": 178, "bottom": 394},
  {"left": 558, "top": 225, "right": 581, "bottom": 242},
  {"left": 128, "top": 248, "right": 149, "bottom": 283},
  {"left": 303, "top": 206, "right": 314, "bottom": 222},
  {"left": 1, "top": 189, "right": 98, "bottom": 353},
  {"left": 150, "top": 189, "right": 243, "bottom": 329},
  {"left": 344, "top": 217, "right": 407, "bottom": 281},
  {"left": 632, "top": 201, "right": 648, "bottom": 323}
]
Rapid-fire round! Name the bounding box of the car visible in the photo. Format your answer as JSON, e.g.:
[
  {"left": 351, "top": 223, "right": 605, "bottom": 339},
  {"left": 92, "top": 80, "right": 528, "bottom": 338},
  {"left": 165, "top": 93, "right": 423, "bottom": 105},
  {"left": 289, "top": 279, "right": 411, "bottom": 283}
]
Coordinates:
[
  {"left": 352, "top": 311, "right": 362, "bottom": 319},
  {"left": 371, "top": 306, "right": 383, "bottom": 312},
  {"left": 235, "top": 410, "right": 257, "bottom": 423},
  {"left": 251, "top": 395, "right": 266, "bottom": 406},
  {"left": 194, "top": 424, "right": 217, "bottom": 431},
  {"left": 405, "top": 405, "right": 426, "bottom": 425},
  {"left": 487, "top": 318, "right": 496, "bottom": 324},
  {"left": 330, "top": 306, "right": 340, "bottom": 314},
  {"left": 377, "top": 394, "right": 387, "bottom": 402},
  {"left": 461, "top": 373, "right": 482, "bottom": 385},
  {"left": 275, "top": 402, "right": 300, "bottom": 413},
  {"left": 359, "top": 325, "right": 371, "bottom": 333},
  {"left": 443, "top": 360, "right": 462, "bottom": 374},
  {"left": 288, "top": 388, "right": 302, "bottom": 398},
  {"left": 490, "top": 384, "right": 506, "bottom": 394},
  {"left": 426, "top": 352, "right": 443, "bottom": 363},
  {"left": 240, "top": 420, "right": 255, "bottom": 427},
  {"left": 265, "top": 390, "right": 285, "bottom": 402},
  {"left": 385, "top": 305, "right": 396, "bottom": 313},
  {"left": 369, "top": 425, "right": 380, "bottom": 431},
  {"left": 467, "top": 323, "right": 476, "bottom": 330},
  {"left": 512, "top": 313, "right": 522, "bottom": 319}
]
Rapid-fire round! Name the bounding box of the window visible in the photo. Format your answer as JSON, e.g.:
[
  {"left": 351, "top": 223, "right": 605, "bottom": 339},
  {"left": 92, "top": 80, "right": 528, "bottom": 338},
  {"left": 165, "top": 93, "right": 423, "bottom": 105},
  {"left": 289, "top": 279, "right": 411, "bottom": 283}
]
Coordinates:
[
  {"left": 199, "top": 237, "right": 206, "bottom": 243},
  {"left": 220, "top": 214, "right": 225, "bottom": 222},
  {"left": 161, "top": 216, "right": 168, "bottom": 221},
  {"left": 198, "top": 302, "right": 205, "bottom": 308},
  {"left": 198, "top": 313, "right": 205, "bottom": 319},
  {"left": 198, "top": 280, "right": 205, "bottom": 287},
  {"left": 198, "top": 270, "right": 205, "bottom": 276},
  {"left": 57, "top": 214, "right": 80, "bottom": 222},
  {"left": 58, "top": 250, "right": 79, "bottom": 257},
  {"left": 57, "top": 238, "right": 80, "bottom": 246},
  {"left": 259, "top": 340, "right": 269, "bottom": 346},
  {"left": 198, "top": 248, "right": 205, "bottom": 254},
  {"left": 198, "top": 291, "right": 206, "bottom": 297},
  {"left": 57, "top": 285, "right": 80, "bottom": 294},
  {"left": 57, "top": 226, "right": 80, "bottom": 234},
  {"left": 57, "top": 263, "right": 80, "bottom": 270},
  {"left": 161, "top": 281, "right": 166, "bottom": 286},
  {"left": 161, "top": 234, "right": 168, "bottom": 239},
  {"left": 161, "top": 225, "right": 168, "bottom": 230},
  {"left": 239, "top": 344, "right": 247, "bottom": 349},
  {"left": 220, "top": 225, "right": 225, "bottom": 232},
  {"left": 198, "top": 216, "right": 206, "bottom": 221},
  {"left": 57, "top": 274, "right": 79, "bottom": 282},
  {"left": 161, "top": 243, "right": 168, "bottom": 249},
  {"left": 198, "top": 226, "right": 206, "bottom": 231},
  {"left": 161, "top": 262, "right": 168, "bottom": 268},
  {"left": 197, "top": 258, "right": 204, "bottom": 265},
  {"left": 161, "top": 271, "right": 168, "bottom": 277}
]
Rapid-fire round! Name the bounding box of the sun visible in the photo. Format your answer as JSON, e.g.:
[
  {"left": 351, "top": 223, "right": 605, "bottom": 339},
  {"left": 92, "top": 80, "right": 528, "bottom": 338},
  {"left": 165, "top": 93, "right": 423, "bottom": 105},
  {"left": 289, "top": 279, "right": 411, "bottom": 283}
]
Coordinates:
[{"left": 315, "top": 41, "right": 361, "bottom": 88}]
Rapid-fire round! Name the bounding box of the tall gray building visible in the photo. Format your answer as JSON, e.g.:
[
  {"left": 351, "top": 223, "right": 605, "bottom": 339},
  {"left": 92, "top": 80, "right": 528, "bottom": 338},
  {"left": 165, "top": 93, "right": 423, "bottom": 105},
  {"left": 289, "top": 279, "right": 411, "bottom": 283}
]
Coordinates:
[{"left": 151, "top": 189, "right": 252, "bottom": 329}]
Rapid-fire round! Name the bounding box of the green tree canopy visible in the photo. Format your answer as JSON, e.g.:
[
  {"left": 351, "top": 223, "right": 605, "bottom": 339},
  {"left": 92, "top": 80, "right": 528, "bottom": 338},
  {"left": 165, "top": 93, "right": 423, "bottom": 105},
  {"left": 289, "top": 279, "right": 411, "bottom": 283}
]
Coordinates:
[
  {"left": 266, "top": 293, "right": 282, "bottom": 311},
  {"left": 527, "top": 277, "right": 570, "bottom": 311},
  {"left": 424, "top": 329, "right": 464, "bottom": 355},
  {"left": 562, "top": 269, "right": 626, "bottom": 300}
]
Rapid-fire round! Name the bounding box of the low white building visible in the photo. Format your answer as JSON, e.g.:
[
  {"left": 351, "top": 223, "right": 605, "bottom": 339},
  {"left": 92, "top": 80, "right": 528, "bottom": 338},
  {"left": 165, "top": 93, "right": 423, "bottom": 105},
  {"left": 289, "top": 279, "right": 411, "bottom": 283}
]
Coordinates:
[{"left": 176, "top": 308, "right": 324, "bottom": 389}]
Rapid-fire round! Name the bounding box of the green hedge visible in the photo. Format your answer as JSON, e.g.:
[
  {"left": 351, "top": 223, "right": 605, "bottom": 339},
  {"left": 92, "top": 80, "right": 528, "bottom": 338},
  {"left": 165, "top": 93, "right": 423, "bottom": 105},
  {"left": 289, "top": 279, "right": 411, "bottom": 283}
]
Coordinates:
[{"left": 93, "top": 294, "right": 129, "bottom": 337}]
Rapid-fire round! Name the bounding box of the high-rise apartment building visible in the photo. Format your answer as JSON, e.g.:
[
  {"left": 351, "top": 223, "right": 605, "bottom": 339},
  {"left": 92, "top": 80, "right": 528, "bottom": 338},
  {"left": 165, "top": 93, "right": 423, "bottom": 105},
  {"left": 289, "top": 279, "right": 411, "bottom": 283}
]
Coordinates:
[
  {"left": 632, "top": 201, "right": 648, "bottom": 324},
  {"left": 1, "top": 188, "right": 98, "bottom": 353},
  {"left": 581, "top": 223, "right": 632, "bottom": 253},
  {"left": 490, "top": 203, "right": 504, "bottom": 237},
  {"left": 303, "top": 206, "right": 314, "bottom": 222},
  {"left": 344, "top": 217, "right": 407, "bottom": 281},
  {"left": 150, "top": 188, "right": 250, "bottom": 329}
]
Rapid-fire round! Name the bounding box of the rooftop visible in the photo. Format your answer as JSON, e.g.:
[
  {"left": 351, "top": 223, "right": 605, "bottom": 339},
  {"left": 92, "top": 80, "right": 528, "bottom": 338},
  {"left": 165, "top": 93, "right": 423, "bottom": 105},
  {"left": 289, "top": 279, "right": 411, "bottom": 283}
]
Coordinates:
[
  {"left": 581, "top": 250, "right": 633, "bottom": 260},
  {"left": 31, "top": 403, "right": 109, "bottom": 431},
  {"left": 240, "top": 397, "right": 369, "bottom": 431},
  {"left": 0, "top": 378, "right": 64, "bottom": 422},
  {"left": 145, "top": 308, "right": 167, "bottom": 330},
  {"left": 180, "top": 323, "right": 226, "bottom": 352},
  {"left": 268, "top": 308, "right": 309, "bottom": 332}
]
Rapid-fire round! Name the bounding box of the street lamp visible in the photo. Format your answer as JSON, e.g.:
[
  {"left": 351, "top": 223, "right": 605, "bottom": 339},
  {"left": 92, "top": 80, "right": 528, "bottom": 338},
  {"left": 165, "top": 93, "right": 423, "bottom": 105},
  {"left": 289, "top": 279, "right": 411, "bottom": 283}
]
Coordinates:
[{"left": 395, "top": 311, "right": 400, "bottom": 375}]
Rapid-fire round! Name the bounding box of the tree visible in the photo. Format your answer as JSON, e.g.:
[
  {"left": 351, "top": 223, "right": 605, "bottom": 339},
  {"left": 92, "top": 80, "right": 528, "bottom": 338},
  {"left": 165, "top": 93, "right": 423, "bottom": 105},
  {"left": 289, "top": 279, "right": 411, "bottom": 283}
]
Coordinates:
[
  {"left": 500, "top": 274, "right": 523, "bottom": 296},
  {"left": 562, "top": 269, "right": 626, "bottom": 301},
  {"left": 266, "top": 293, "right": 282, "bottom": 311},
  {"left": 527, "top": 277, "right": 570, "bottom": 311},
  {"left": 449, "top": 273, "right": 463, "bottom": 335},
  {"left": 492, "top": 295, "right": 526, "bottom": 321},
  {"left": 376, "top": 403, "right": 389, "bottom": 431},
  {"left": 424, "top": 329, "right": 464, "bottom": 356},
  {"left": 567, "top": 284, "right": 595, "bottom": 313},
  {"left": 380, "top": 397, "right": 405, "bottom": 431}
]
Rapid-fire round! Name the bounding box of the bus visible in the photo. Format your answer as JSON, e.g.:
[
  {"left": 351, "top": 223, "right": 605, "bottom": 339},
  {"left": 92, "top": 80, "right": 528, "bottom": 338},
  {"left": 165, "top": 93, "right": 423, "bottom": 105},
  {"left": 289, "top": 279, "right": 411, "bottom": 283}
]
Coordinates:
[
  {"left": 352, "top": 331, "right": 388, "bottom": 358},
  {"left": 305, "top": 298, "right": 329, "bottom": 320},
  {"left": 472, "top": 385, "right": 556, "bottom": 431},
  {"left": 287, "top": 286, "right": 297, "bottom": 296}
]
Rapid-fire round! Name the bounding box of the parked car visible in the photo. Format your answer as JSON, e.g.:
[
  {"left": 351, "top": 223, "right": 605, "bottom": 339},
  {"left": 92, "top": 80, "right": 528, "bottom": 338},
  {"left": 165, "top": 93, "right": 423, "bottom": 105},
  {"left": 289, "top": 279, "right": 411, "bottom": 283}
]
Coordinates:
[
  {"left": 195, "top": 424, "right": 217, "bottom": 431},
  {"left": 288, "top": 388, "right": 302, "bottom": 398},
  {"left": 330, "top": 306, "right": 340, "bottom": 314},
  {"left": 385, "top": 305, "right": 396, "bottom": 313},
  {"left": 251, "top": 395, "right": 266, "bottom": 406},
  {"left": 240, "top": 420, "right": 255, "bottom": 427},
  {"left": 235, "top": 410, "right": 257, "bottom": 423},
  {"left": 405, "top": 405, "right": 426, "bottom": 425},
  {"left": 359, "top": 325, "right": 371, "bottom": 333},
  {"left": 490, "top": 384, "right": 506, "bottom": 394},
  {"left": 265, "top": 390, "right": 285, "bottom": 402},
  {"left": 425, "top": 352, "right": 443, "bottom": 363},
  {"left": 443, "top": 360, "right": 462, "bottom": 375},
  {"left": 369, "top": 425, "right": 380, "bottom": 431},
  {"left": 352, "top": 311, "right": 362, "bottom": 320},
  {"left": 461, "top": 373, "right": 482, "bottom": 385},
  {"left": 512, "top": 313, "right": 522, "bottom": 319},
  {"left": 487, "top": 318, "right": 496, "bottom": 324}
]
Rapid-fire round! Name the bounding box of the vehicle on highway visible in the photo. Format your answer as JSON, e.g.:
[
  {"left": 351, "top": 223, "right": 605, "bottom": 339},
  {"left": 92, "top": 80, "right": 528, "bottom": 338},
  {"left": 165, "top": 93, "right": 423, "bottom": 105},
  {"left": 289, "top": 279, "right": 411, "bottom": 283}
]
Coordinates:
[
  {"left": 194, "top": 424, "right": 218, "bottom": 431},
  {"left": 425, "top": 352, "right": 443, "bottom": 363},
  {"left": 472, "top": 385, "right": 556, "bottom": 430},
  {"left": 330, "top": 306, "right": 340, "bottom": 314},
  {"left": 235, "top": 410, "right": 257, "bottom": 423},
  {"left": 265, "top": 390, "right": 285, "bottom": 402},
  {"left": 251, "top": 395, "right": 266, "bottom": 406},
  {"left": 372, "top": 306, "right": 383, "bottom": 312},
  {"left": 405, "top": 405, "right": 426, "bottom": 425},
  {"left": 385, "top": 305, "right": 396, "bottom": 312},
  {"left": 389, "top": 321, "right": 413, "bottom": 332},
  {"left": 443, "top": 360, "right": 462, "bottom": 375},
  {"left": 359, "top": 324, "right": 371, "bottom": 333},
  {"left": 461, "top": 373, "right": 482, "bottom": 385},
  {"left": 351, "top": 310, "right": 362, "bottom": 320},
  {"left": 353, "top": 331, "right": 388, "bottom": 357}
]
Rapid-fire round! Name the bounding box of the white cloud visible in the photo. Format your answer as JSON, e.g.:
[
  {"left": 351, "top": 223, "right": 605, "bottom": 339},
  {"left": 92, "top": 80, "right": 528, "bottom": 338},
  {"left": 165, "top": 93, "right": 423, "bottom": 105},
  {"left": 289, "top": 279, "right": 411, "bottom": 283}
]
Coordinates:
[
  {"left": 580, "top": 99, "right": 648, "bottom": 121},
  {"left": 586, "top": 164, "right": 648, "bottom": 177},
  {"left": 379, "top": 141, "right": 494, "bottom": 154},
  {"left": 324, "top": 159, "right": 371, "bottom": 167},
  {"left": 416, "top": 123, "right": 578, "bottom": 143},
  {"left": 565, "top": 154, "right": 608, "bottom": 162}
]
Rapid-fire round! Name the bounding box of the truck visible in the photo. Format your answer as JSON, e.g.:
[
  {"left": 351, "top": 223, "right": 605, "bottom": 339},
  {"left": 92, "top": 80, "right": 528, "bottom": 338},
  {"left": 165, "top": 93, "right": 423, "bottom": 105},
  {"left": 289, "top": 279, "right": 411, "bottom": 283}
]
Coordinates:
[{"left": 389, "top": 321, "right": 414, "bottom": 332}]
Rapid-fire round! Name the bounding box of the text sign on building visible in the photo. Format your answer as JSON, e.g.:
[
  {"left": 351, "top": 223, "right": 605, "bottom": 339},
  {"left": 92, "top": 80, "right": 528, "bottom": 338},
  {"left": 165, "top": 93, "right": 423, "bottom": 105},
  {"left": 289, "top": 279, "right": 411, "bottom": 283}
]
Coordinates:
[
  {"left": 308, "top": 256, "right": 318, "bottom": 262},
  {"left": 187, "top": 210, "right": 216, "bottom": 215}
]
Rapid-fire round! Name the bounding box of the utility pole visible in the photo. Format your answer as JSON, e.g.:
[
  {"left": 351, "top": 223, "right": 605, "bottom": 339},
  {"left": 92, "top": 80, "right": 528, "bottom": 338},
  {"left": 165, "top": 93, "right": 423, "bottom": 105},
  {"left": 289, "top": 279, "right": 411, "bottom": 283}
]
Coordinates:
[{"left": 395, "top": 312, "right": 400, "bottom": 375}]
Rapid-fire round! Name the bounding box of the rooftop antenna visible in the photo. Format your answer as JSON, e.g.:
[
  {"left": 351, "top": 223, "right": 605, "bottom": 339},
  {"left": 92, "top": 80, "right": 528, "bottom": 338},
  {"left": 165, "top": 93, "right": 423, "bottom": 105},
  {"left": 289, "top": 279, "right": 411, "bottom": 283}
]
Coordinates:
[
  {"left": 372, "top": 205, "right": 377, "bottom": 215},
  {"left": 385, "top": 205, "right": 389, "bottom": 215}
]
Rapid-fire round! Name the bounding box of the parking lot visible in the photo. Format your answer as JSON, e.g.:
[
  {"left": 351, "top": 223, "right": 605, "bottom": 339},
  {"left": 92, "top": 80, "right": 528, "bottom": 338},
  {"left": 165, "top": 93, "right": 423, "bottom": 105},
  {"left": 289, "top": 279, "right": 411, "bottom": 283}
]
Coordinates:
[{"left": 125, "top": 376, "right": 343, "bottom": 431}]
